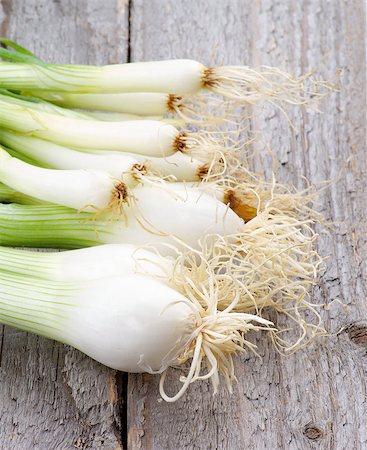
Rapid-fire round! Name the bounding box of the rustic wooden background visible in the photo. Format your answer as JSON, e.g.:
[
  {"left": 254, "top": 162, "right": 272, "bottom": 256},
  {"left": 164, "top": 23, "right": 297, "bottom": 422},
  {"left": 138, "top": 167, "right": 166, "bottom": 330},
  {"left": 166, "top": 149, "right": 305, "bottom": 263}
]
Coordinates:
[{"left": 0, "top": 0, "right": 366, "bottom": 449}]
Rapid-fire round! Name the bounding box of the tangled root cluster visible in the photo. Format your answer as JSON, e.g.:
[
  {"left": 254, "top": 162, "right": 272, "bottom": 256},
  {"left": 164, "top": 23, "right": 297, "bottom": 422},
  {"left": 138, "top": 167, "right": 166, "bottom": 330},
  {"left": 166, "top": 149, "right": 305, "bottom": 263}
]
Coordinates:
[{"left": 158, "top": 190, "right": 327, "bottom": 400}]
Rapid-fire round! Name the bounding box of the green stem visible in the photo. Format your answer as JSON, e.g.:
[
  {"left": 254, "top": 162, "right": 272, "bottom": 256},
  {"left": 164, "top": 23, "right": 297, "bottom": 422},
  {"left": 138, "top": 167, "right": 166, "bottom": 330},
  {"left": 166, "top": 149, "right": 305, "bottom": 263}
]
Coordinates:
[
  {"left": 0, "top": 203, "right": 115, "bottom": 248},
  {"left": 0, "top": 62, "right": 102, "bottom": 91},
  {"left": 0, "top": 182, "right": 42, "bottom": 204},
  {"left": 3, "top": 146, "right": 44, "bottom": 167},
  {"left": 0, "top": 270, "right": 75, "bottom": 340},
  {"left": 0, "top": 90, "right": 92, "bottom": 119},
  {"left": 0, "top": 38, "right": 43, "bottom": 63},
  {"left": 0, "top": 246, "right": 59, "bottom": 278}
]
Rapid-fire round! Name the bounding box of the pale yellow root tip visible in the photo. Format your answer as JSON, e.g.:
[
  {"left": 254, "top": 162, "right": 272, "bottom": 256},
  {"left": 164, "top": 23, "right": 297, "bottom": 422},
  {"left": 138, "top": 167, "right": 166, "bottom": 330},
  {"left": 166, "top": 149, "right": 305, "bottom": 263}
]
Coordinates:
[{"left": 210, "top": 149, "right": 326, "bottom": 225}]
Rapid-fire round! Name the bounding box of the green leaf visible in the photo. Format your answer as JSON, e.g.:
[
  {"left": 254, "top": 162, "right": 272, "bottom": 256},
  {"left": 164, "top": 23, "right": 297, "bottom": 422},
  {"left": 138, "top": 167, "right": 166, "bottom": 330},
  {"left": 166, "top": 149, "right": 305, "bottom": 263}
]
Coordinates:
[{"left": 0, "top": 38, "right": 44, "bottom": 64}]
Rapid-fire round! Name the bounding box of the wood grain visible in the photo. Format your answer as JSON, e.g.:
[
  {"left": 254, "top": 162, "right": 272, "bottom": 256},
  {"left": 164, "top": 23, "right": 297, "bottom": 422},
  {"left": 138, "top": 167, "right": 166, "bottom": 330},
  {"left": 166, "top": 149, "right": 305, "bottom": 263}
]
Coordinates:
[
  {"left": 127, "top": 1, "right": 367, "bottom": 449},
  {"left": 0, "top": 1, "right": 128, "bottom": 449},
  {"left": 0, "top": 0, "right": 366, "bottom": 449}
]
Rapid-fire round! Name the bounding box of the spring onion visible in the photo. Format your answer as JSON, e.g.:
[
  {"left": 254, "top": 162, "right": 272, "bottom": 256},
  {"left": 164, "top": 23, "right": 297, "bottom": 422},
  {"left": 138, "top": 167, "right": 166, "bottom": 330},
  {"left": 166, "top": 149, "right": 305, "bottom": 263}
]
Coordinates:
[
  {"left": 0, "top": 94, "right": 226, "bottom": 157},
  {"left": 21, "top": 91, "right": 220, "bottom": 126},
  {"left": 0, "top": 131, "right": 210, "bottom": 182},
  {"left": 82, "top": 110, "right": 185, "bottom": 127},
  {"left": 0, "top": 178, "right": 244, "bottom": 253},
  {"left": 24, "top": 91, "right": 176, "bottom": 116},
  {"left": 0, "top": 182, "right": 41, "bottom": 204},
  {"left": 0, "top": 131, "right": 145, "bottom": 179},
  {"left": 0, "top": 88, "right": 92, "bottom": 119},
  {"left": 0, "top": 242, "right": 272, "bottom": 401},
  {"left": 0, "top": 57, "right": 322, "bottom": 109},
  {"left": 0, "top": 96, "right": 178, "bottom": 156},
  {"left": 0, "top": 202, "right": 325, "bottom": 353},
  {"left": 0, "top": 38, "right": 328, "bottom": 363},
  {"left": 3, "top": 88, "right": 186, "bottom": 125},
  {"left": 0, "top": 146, "right": 130, "bottom": 212}
]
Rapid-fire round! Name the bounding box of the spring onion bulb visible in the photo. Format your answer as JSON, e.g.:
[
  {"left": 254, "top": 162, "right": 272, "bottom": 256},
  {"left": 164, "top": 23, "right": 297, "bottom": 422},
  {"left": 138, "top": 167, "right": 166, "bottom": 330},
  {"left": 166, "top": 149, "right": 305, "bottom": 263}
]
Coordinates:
[
  {"left": 0, "top": 59, "right": 323, "bottom": 108},
  {"left": 24, "top": 91, "right": 173, "bottom": 116},
  {"left": 0, "top": 271, "right": 199, "bottom": 377},
  {"left": 0, "top": 131, "right": 210, "bottom": 182},
  {"left": 0, "top": 242, "right": 272, "bottom": 401},
  {"left": 176, "top": 181, "right": 259, "bottom": 222},
  {"left": 0, "top": 146, "right": 130, "bottom": 212},
  {"left": 106, "top": 183, "right": 244, "bottom": 250},
  {"left": 139, "top": 151, "right": 209, "bottom": 181},
  {"left": 0, "top": 97, "right": 178, "bottom": 156}
]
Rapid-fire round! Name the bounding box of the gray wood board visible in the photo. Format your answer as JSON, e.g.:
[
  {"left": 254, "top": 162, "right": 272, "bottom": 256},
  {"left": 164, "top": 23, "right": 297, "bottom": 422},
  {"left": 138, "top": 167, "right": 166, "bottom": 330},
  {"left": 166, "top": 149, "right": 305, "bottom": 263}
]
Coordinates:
[
  {"left": 127, "top": 1, "right": 367, "bottom": 449},
  {"left": 0, "top": 1, "right": 128, "bottom": 449},
  {"left": 0, "top": 0, "right": 366, "bottom": 449}
]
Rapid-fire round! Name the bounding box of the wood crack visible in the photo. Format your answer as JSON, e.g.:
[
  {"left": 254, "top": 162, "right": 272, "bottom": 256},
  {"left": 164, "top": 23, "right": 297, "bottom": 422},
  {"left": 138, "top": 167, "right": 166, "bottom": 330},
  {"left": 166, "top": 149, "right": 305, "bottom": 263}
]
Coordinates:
[
  {"left": 118, "top": 371, "right": 128, "bottom": 449},
  {"left": 127, "top": 0, "right": 132, "bottom": 63},
  {"left": 0, "top": 325, "right": 4, "bottom": 367},
  {"left": 0, "top": 0, "right": 12, "bottom": 36},
  {"left": 121, "top": 2, "right": 132, "bottom": 445}
]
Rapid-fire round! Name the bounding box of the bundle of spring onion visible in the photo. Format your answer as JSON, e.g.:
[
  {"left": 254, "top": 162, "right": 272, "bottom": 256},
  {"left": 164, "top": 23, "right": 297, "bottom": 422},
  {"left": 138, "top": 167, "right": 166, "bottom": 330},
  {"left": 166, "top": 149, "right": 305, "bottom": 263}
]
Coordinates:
[
  {"left": 0, "top": 92, "right": 228, "bottom": 157},
  {"left": 0, "top": 39, "right": 329, "bottom": 401},
  {"left": 0, "top": 199, "right": 325, "bottom": 353},
  {"left": 0, "top": 38, "right": 328, "bottom": 114}
]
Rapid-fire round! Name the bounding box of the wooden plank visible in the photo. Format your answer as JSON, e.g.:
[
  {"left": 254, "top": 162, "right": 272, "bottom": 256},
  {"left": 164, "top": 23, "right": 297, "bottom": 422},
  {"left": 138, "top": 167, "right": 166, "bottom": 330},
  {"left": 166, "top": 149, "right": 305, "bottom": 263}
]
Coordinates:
[
  {"left": 128, "top": 1, "right": 367, "bottom": 449},
  {"left": 0, "top": 1, "right": 129, "bottom": 448}
]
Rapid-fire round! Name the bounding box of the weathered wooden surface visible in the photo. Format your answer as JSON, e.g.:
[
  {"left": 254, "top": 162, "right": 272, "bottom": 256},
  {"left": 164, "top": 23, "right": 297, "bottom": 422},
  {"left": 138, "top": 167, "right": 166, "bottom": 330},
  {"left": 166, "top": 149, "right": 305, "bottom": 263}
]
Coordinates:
[
  {"left": 128, "top": 1, "right": 367, "bottom": 449},
  {"left": 0, "top": 0, "right": 366, "bottom": 449},
  {"left": 0, "top": 1, "right": 128, "bottom": 449}
]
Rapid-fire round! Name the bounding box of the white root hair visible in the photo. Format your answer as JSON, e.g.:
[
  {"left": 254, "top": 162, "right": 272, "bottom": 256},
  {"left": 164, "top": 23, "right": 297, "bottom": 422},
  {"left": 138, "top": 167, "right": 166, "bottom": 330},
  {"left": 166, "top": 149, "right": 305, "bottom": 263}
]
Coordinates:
[
  {"left": 203, "top": 65, "right": 335, "bottom": 109},
  {"left": 167, "top": 92, "right": 247, "bottom": 128},
  {"left": 156, "top": 195, "right": 327, "bottom": 401},
  {"left": 168, "top": 199, "right": 327, "bottom": 356},
  {"left": 158, "top": 246, "right": 273, "bottom": 402}
]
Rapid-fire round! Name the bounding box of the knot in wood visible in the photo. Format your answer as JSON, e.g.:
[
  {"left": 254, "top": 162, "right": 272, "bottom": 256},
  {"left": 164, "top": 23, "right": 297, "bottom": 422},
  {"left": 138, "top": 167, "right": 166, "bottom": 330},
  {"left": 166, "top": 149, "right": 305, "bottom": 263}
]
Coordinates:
[
  {"left": 346, "top": 322, "right": 367, "bottom": 347},
  {"left": 303, "top": 424, "right": 324, "bottom": 441}
]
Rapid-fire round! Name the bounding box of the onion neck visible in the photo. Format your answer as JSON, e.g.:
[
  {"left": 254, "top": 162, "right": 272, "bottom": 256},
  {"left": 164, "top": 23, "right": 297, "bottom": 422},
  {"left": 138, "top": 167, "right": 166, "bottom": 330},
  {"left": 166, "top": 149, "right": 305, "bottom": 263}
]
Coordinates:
[{"left": 0, "top": 271, "right": 75, "bottom": 341}]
